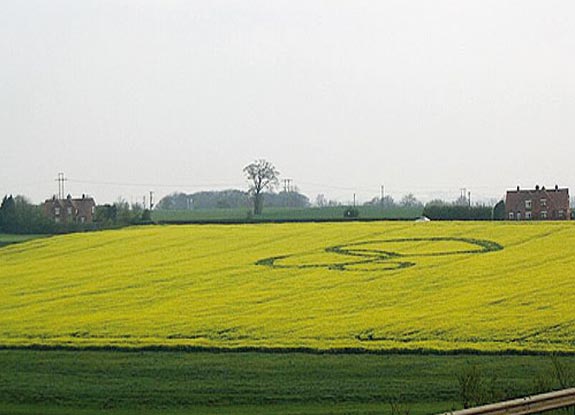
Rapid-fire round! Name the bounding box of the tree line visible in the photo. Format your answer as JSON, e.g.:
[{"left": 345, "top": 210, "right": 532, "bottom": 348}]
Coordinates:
[
  {"left": 156, "top": 189, "right": 310, "bottom": 211},
  {"left": 157, "top": 160, "right": 426, "bottom": 213},
  {"left": 0, "top": 195, "right": 152, "bottom": 235},
  {"left": 0, "top": 195, "right": 54, "bottom": 234},
  {"left": 1, "top": 159, "right": 508, "bottom": 234}
]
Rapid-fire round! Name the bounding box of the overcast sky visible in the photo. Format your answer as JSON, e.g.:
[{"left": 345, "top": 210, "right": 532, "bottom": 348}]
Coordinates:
[{"left": 2, "top": 0, "right": 574, "bottom": 205}]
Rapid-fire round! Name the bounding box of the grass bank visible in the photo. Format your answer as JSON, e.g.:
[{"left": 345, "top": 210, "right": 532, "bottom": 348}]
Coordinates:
[{"left": 1, "top": 350, "right": 573, "bottom": 415}]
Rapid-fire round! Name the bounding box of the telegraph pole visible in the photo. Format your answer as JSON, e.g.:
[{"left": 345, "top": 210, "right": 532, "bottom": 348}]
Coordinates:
[
  {"left": 283, "top": 179, "right": 293, "bottom": 193},
  {"left": 149, "top": 191, "right": 154, "bottom": 210},
  {"left": 460, "top": 188, "right": 468, "bottom": 205},
  {"left": 381, "top": 185, "right": 384, "bottom": 212},
  {"left": 55, "top": 172, "right": 68, "bottom": 199}
]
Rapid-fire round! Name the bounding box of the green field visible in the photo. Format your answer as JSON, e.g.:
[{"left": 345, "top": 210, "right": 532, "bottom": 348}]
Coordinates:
[
  {"left": 0, "top": 233, "right": 45, "bottom": 248},
  {"left": 152, "top": 205, "right": 424, "bottom": 222},
  {"left": 1, "top": 350, "right": 573, "bottom": 415}
]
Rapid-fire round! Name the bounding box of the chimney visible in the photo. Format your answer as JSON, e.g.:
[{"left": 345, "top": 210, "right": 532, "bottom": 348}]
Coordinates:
[
  {"left": 517, "top": 186, "right": 520, "bottom": 191},
  {"left": 555, "top": 184, "right": 559, "bottom": 191},
  {"left": 535, "top": 185, "right": 540, "bottom": 191}
]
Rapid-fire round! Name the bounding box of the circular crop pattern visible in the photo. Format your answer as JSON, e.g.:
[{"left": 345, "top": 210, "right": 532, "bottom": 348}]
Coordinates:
[{"left": 256, "top": 237, "right": 503, "bottom": 272}]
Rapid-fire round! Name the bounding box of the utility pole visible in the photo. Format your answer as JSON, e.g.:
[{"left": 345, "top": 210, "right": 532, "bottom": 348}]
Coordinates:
[
  {"left": 353, "top": 193, "right": 356, "bottom": 208},
  {"left": 55, "top": 172, "right": 68, "bottom": 199},
  {"left": 468, "top": 191, "right": 471, "bottom": 207},
  {"left": 460, "top": 188, "right": 468, "bottom": 205},
  {"left": 149, "top": 191, "right": 154, "bottom": 210},
  {"left": 283, "top": 179, "right": 292, "bottom": 193},
  {"left": 381, "top": 185, "right": 385, "bottom": 212},
  {"left": 143, "top": 196, "right": 147, "bottom": 209}
]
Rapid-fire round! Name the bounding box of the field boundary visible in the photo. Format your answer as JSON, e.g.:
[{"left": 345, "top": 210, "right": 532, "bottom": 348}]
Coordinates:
[
  {"left": 155, "top": 217, "right": 419, "bottom": 225},
  {"left": 1, "top": 343, "right": 575, "bottom": 356}
]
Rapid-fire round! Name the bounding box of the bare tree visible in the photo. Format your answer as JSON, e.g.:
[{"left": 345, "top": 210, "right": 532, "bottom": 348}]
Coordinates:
[
  {"left": 400, "top": 193, "right": 421, "bottom": 208},
  {"left": 243, "top": 159, "right": 279, "bottom": 215}
]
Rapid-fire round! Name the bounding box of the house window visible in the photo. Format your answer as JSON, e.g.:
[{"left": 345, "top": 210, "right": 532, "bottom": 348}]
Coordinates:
[
  {"left": 54, "top": 207, "right": 60, "bottom": 215},
  {"left": 525, "top": 200, "right": 532, "bottom": 210},
  {"left": 55, "top": 217, "right": 60, "bottom": 223},
  {"left": 541, "top": 210, "right": 548, "bottom": 219},
  {"left": 509, "top": 212, "right": 514, "bottom": 220},
  {"left": 559, "top": 210, "right": 565, "bottom": 219},
  {"left": 525, "top": 212, "right": 532, "bottom": 220},
  {"left": 540, "top": 199, "right": 547, "bottom": 207},
  {"left": 517, "top": 212, "right": 522, "bottom": 220},
  {"left": 67, "top": 207, "right": 72, "bottom": 215},
  {"left": 80, "top": 216, "right": 86, "bottom": 223},
  {"left": 91, "top": 206, "right": 95, "bottom": 214}
]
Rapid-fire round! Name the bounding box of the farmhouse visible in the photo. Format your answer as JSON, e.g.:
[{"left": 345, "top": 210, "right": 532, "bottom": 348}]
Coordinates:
[
  {"left": 43, "top": 194, "right": 96, "bottom": 224},
  {"left": 505, "top": 185, "right": 570, "bottom": 221}
]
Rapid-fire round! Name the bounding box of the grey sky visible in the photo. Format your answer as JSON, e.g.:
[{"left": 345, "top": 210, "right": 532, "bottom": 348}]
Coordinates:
[{"left": 2, "top": 0, "right": 574, "bottom": 205}]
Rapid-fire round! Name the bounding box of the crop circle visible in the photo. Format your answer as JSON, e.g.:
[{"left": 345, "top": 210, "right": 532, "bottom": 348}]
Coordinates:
[{"left": 256, "top": 237, "right": 503, "bottom": 272}]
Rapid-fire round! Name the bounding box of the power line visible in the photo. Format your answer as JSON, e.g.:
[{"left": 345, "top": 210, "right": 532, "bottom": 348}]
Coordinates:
[
  {"left": 294, "top": 180, "right": 374, "bottom": 192},
  {"left": 67, "top": 179, "right": 244, "bottom": 189},
  {"left": 66, "top": 176, "right": 501, "bottom": 193},
  {"left": 62, "top": 176, "right": 506, "bottom": 203}
]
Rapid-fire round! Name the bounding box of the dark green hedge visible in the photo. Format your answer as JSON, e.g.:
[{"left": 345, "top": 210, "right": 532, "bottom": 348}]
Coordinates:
[{"left": 422, "top": 205, "right": 493, "bottom": 221}]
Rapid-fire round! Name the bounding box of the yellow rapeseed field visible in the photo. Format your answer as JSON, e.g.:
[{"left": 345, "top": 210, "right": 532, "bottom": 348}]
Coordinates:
[{"left": 1, "top": 222, "right": 574, "bottom": 353}]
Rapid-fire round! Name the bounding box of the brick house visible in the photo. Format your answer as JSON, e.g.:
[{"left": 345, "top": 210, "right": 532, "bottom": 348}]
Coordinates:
[
  {"left": 505, "top": 185, "right": 570, "bottom": 221},
  {"left": 43, "top": 194, "right": 96, "bottom": 224}
]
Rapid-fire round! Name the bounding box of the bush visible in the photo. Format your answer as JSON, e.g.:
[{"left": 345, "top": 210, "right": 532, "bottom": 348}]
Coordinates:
[
  {"left": 0, "top": 195, "right": 57, "bottom": 234},
  {"left": 532, "top": 354, "right": 575, "bottom": 394},
  {"left": 492, "top": 201, "right": 506, "bottom": 220}
]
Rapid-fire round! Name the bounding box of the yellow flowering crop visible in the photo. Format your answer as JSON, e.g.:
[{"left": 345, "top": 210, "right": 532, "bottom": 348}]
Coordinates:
[{"left": 0, "top": 222, "right": 574, "bottom": 353}]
